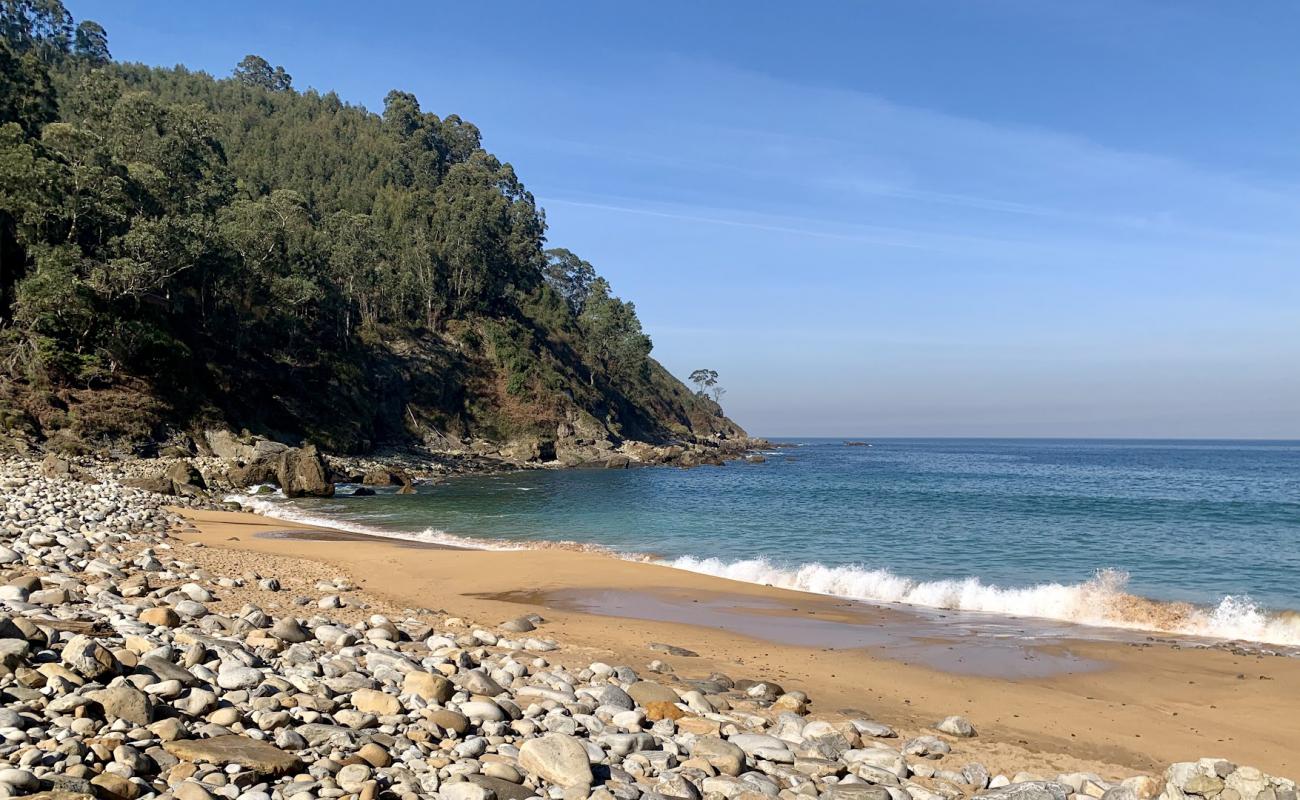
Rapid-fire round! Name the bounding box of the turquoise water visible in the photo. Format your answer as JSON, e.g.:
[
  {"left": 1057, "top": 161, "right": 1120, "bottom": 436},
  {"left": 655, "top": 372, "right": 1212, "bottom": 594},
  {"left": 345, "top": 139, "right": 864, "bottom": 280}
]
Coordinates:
[{"left": 238, "top": 438, "right": 1300, "bottom": 644}]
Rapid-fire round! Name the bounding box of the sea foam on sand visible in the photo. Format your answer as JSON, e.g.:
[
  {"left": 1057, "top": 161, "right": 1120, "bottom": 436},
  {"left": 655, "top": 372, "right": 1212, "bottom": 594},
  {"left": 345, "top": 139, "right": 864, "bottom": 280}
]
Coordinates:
[
  {"left": 665, "top": 557, "right": 1300, "bottom": 647},
  {"left": 233, "top": 490, "right": 1300, "bottom": 648}
]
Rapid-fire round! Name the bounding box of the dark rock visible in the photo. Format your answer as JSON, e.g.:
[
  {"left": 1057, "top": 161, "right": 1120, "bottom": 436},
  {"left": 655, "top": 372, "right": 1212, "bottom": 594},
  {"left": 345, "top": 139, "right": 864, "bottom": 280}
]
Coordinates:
[
  {"left": 362, "top": 469, "right": 396, "bottom": 486},
  {"left": 122, "top": 474, "right": 175, "bottom": 495},
  {"left": 276, "top": 445, "right": 334, "bottom": 498},
  {"left": 467, "top": 775, "right": 534, "bottom": 800},
  {"left": 227, "top": 459, "right": 277, "bottom": 489},
  {"left": 165, "top": 460, "right": 206, "bottom": 491},
  {"left": 649, "top": 642, "right": 699, "bottom": 657}
]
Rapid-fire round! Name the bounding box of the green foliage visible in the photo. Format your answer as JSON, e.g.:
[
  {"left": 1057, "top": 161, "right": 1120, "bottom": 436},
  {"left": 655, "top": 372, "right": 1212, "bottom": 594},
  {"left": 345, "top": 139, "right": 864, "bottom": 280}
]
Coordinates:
[
  {"left": 233, "top": 55, "right": 291, "bottom": 91},
  {"left": 543, "top": 248, "right": 595, "bottom": 315},
  {"left": 0, "top": 0, "right": 724, "bottom": 450},
  {"left": 578, "top": 278, "right": 652, "bottom": 385},
  {"left": 72, "top": 20, "right": 107, "bottom": 64}
]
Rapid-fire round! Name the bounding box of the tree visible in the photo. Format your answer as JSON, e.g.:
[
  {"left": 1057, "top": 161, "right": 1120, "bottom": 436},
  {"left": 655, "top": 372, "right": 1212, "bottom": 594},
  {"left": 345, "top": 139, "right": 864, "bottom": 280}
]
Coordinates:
[
  {"left": 323, "top": 210, "right": 380, "bottom": 336},
  {"left": 233, "top": 54, "right": 291, "bottom": 91},
  {"left": 0, "top": 0, "right": 73, "bottom": 63},
  {"left": 542, "top": 248, "right": 595, "bottom": 315},
  {"left": 579, "top": 278, "right": 651, "bottom": 384},
  {"left": 72, "top": 19, "right": 107, "bottom": 64},
  {"left": 0, "top": 1, "right": 730, "bottom": 453},
  {"left": 689, "top": 368, "right": 716, "bottom": 394},
  {"left": 689, "top": 368, "right": 725, "bottom": 403}
]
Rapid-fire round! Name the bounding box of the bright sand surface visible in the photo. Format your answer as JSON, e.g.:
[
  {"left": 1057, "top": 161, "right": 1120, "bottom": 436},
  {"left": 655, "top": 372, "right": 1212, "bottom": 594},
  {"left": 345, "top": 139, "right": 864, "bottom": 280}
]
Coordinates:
[{"left": 174, "top": 507, "right": 1300, "bottom": 782}]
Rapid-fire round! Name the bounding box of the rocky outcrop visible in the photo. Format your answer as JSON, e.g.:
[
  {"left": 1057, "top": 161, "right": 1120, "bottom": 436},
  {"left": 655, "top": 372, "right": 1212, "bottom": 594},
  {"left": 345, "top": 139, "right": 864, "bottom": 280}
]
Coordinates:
[
  {"left": 274, "top": 444, "right": 334, "bottom": 498},
  {"left": 210, "top": 433, "right": 334, "bottom": 497},
  {"left": 122, "top": 459, "right": 208, "bottom": 497},
  {"left": 498, "top": 437, "right": 557, "bottom": 463},
  {"left": 200, "top": 430, "right": 288, "bottom": 464},
  {"left": 226, "top": 458, "right": 277, "bottom": 488}
]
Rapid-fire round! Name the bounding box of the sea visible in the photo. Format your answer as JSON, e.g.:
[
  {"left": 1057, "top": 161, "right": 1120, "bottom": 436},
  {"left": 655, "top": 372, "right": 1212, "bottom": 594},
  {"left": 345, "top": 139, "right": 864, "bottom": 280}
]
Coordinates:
[{"left": 232, "top": 438, "right": 1300, "bottom": 647}]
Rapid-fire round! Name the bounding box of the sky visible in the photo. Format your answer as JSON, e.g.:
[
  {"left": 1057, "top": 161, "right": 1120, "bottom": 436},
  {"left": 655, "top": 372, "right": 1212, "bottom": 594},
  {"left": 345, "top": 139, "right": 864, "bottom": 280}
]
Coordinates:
[{"left": 73, "top": 1, "right": 1300, "bottom": 438}]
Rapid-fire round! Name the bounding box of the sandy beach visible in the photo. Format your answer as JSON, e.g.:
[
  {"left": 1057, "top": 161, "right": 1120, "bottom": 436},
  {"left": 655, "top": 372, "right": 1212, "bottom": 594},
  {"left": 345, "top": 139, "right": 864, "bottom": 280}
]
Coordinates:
[{"left": 175, "top": 507, "right": 1300, "bottom": 781}]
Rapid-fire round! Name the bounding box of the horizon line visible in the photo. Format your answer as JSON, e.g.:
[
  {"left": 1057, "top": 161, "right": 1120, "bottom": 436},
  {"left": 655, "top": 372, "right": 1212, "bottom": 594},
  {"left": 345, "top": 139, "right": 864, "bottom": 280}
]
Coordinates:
[{"left": 754, "top": 434, "right": 1300, "bottom": 442}]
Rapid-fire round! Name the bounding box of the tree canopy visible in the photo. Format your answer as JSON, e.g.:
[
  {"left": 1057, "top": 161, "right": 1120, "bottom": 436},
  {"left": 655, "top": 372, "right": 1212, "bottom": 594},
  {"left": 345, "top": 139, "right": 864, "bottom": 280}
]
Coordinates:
[{"left": 0, "top": 0, "right": 713, "bottom": 451}]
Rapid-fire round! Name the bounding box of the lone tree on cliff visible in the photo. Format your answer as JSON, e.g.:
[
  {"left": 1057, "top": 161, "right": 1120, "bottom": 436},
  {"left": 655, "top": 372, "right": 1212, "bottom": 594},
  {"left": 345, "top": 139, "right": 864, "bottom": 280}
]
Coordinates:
[{"left": 690, "top": 368, "right": 724, "bottom": 402}]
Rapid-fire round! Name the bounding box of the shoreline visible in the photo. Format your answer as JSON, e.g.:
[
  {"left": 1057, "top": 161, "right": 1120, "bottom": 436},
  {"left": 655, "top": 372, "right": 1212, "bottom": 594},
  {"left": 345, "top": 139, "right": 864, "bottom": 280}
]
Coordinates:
[
  {"left": 177, "top": 506, "right": 1300, "bottom": 779},
  {"left": 229, "top": 485, "right": 1300, "bottom": 654}
]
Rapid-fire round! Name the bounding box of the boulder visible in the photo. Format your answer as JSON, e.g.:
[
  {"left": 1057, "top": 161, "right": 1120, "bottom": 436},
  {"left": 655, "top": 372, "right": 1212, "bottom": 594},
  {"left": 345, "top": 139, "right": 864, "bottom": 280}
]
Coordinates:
[
  {"left": 40, "top": 453, "right": 72, "bottom": 478},
  {"left": 61, "top": 635, "right": 117, "bottom": 680},
  {"left": 89, "top": 774, "right": 137, "bottom": 800},
  {"left": 203, "top": 430, "right": 288, "bottom": 463},
  {"left": 227, "top": 458, "right": 277, "bottom": 489},
  {"left": 276, "top": 445, "right": 334, "bottom": 498},
  {"left": 351, "top": 688, "right": 401, "bottom": 716},
  {"left": 270, "top": 618, "right": 310, "bottom": 643},
  {"left": 165, "top": 460, "right": 206, "bottom": 492},
  {"left": 975, "top": 782, "right": 1072, "bottom": 800},
  {"left": 88, "top": 685, "right": 153, "bottom": 725},
  {"left": 627, "top": 680, "right": 680, "bottom": 706},
  {"left": 518, "top": 734, "right": 593, "bottom": 788},
  {"left": 404, "top": 671, "right": 453, "bottom": 703},
  {"left": 139, "top": 607, "right": 180, "bottom": 628},
  {"left": 936, "top": 715, "right": 977, "bottom": 737},
  {"left": 823, "top": 787, "right": 891, "bottom": 800},
  {"left": 122, "top": 474, "right": 175, "bottom": 495},
  {"left": 645, "top": 700, "right": 688, "bottom": 721},
  {"left": 362, "top": 468, "right": 397, "bottom": 486},
  {"left": 501, "top": 616, "right": 536, "bottom": 633},
  {"left": 467, "top": 775, "right": 534, "bottom": 800},
  {"left": 691, "top": 736, "right": 746, "bottom": 776},
  {"left": 500, "top": 437, "right": 556, "bottom": 463},
  {"left": 163, "top": 735, "right": 303, "bottom": 778},
  {"left": 649, "top": 642, "right": 699, "bottom": 657}
]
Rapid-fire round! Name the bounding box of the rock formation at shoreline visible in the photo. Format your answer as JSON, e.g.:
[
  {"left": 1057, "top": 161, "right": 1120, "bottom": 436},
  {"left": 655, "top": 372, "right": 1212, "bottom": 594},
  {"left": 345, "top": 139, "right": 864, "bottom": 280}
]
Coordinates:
[{"left": 0, "top": 456, "right": 1294, "bottom": 800}]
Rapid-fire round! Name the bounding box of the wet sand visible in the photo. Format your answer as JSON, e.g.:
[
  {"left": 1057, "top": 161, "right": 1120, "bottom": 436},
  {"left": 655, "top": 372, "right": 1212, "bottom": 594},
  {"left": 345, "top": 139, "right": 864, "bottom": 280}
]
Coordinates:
[{"left": 175, "top": 508, "right": 1300, "bottom": 780}]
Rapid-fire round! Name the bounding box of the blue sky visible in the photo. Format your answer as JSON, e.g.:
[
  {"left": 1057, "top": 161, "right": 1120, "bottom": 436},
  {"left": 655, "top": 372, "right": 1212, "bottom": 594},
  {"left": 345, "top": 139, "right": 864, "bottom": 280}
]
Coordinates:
[{"left": 75, "top": 1, "right": 1300, "bottom": 437}]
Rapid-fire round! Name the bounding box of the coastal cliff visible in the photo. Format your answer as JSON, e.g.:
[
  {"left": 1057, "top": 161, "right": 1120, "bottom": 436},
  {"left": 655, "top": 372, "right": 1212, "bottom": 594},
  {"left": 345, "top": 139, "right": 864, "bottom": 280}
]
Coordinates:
[{"left": 0, "top": 4, "right": 747, "bottom": 463}]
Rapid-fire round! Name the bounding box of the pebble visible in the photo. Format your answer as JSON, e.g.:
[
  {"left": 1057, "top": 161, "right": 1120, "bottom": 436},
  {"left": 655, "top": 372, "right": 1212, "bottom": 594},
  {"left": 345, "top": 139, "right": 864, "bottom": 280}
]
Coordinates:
[{"left": 0, "top": 455, "right": 1290, "bottom": 800}]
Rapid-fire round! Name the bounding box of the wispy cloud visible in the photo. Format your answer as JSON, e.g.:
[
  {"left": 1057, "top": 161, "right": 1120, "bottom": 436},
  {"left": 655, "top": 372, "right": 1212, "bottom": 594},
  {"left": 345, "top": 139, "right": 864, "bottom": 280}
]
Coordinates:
[
  {"left": 517, "top": 55, "right": 1300, "bottom": 256},
  {"left": 541, "top": 196, "right": 1001, "bottom": 252}
]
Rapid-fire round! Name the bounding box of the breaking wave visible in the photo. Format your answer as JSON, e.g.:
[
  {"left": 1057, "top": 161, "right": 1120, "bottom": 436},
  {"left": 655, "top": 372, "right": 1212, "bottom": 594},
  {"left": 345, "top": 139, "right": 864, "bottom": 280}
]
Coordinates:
[
  {"left": 226, "top": 492, "right": 523, "bottom": 551},
  {"left": 225, "top": 492, "right": 1300, "bottom": 648},
  {"left": 664, "top": 557, "right": 1300, "bottom": 647},
  {"left": 227, "top": 492, "right": 621, "bottom": 555}
]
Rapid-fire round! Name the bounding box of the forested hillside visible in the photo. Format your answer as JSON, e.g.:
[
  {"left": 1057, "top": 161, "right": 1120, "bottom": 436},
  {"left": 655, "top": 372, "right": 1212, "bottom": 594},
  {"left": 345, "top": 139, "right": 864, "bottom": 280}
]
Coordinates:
[{"left": 0, "top": 1, "right": 745, "bottom": 459}]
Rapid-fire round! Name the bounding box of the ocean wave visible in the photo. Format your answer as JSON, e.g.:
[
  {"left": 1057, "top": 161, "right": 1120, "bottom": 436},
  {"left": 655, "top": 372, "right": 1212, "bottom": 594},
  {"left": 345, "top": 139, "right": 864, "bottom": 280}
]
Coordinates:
[
  {"left": 224, "top": 493, "right": 1300, "bottom": 647},
  {"left": 226, "top": 493, "right": 524, "bottom": 551},
  {"left": 226, "top": 493, "right": 618, "bottom": 555},
  {"left": 663, "top": 557, "right": 1300, "bottom": 647}
]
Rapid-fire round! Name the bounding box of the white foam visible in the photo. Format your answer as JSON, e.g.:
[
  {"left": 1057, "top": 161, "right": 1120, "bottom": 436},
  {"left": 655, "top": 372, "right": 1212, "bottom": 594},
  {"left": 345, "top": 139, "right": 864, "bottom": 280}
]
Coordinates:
[
  {"left": 225, "top": 493, "right": 1300, "bottom": 648},
  {"left": 662, "top": 556, "right": 1300, "bottom": 647},
  {"left": 225, "top": 493, "right": 525, "bottom": 551}
]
